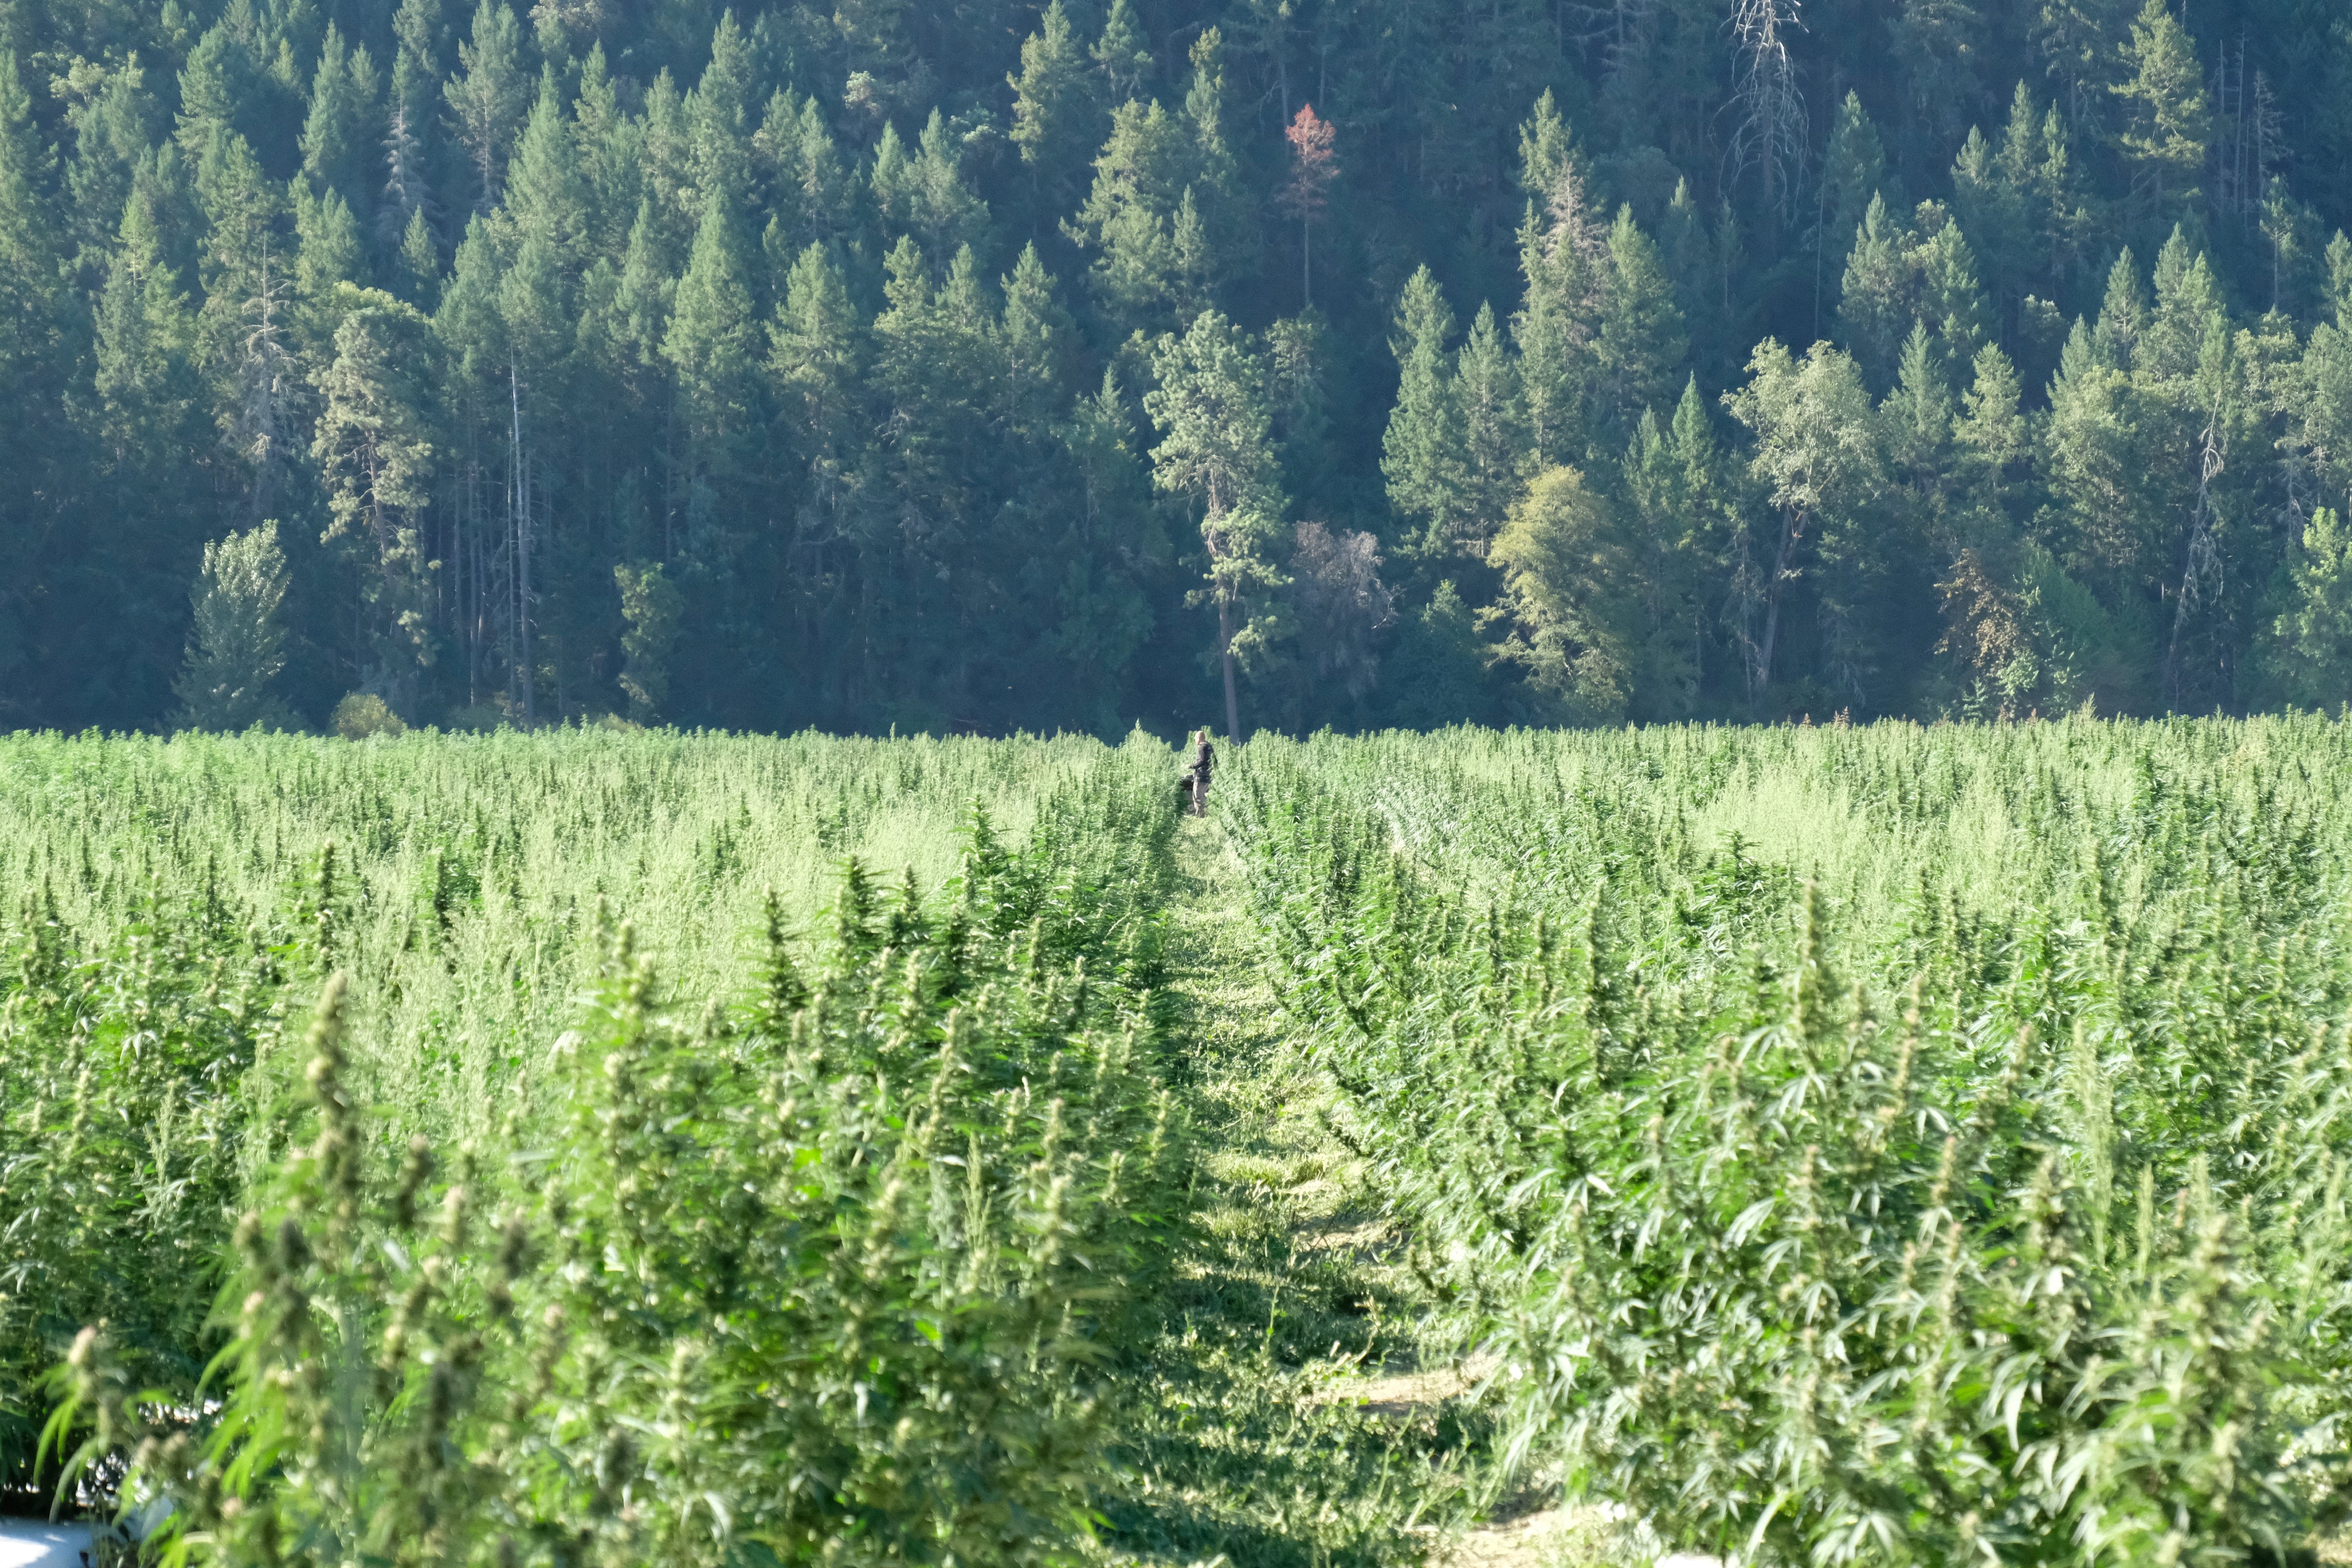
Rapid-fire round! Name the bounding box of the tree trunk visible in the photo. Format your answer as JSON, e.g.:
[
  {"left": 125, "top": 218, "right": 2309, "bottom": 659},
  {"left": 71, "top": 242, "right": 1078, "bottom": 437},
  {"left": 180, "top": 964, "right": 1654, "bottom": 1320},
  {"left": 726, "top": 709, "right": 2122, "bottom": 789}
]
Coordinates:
[
  {"left": 1219, "top": 591, "right": 1240, "bottom": 742},
  {"left": 512, "top": 361, "right": 535, "bottom": 727},
  {"left": 1757, "top": 506, "right": 1805, "bottom": 698}
]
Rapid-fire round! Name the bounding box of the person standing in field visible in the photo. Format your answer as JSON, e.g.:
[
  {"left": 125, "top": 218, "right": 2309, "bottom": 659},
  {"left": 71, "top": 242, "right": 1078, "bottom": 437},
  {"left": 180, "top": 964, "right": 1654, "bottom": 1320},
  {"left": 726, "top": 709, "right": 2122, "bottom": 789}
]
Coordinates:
[{"left": 1189, "top": 728, "right": 1215, "bottom": 816}]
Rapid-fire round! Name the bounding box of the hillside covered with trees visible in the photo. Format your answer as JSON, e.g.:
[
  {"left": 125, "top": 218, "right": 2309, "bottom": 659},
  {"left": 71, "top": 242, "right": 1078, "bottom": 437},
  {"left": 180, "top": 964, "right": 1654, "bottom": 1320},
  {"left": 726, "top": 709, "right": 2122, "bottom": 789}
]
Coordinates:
[{"left": 3, "top": 0, "right": 2352, "bottom": 734}]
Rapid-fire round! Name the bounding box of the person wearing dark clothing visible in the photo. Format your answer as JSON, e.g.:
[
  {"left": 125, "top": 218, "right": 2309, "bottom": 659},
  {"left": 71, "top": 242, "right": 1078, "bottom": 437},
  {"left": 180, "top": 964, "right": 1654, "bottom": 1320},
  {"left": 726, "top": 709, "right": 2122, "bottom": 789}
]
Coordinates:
[{"left": 1189, "top": 729, "right": 1215, "bottom": 817}]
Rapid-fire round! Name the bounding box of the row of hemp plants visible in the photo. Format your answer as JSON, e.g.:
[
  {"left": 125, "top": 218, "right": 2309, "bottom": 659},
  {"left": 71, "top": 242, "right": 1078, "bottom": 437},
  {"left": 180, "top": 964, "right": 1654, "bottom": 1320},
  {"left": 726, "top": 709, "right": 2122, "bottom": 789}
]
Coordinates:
[
  {"left": 38, "top": 754, "right": 1190, "bottom": 1566},
  {"left": 1223, "top": 721, "right": 2352, "bottom": 1565}
]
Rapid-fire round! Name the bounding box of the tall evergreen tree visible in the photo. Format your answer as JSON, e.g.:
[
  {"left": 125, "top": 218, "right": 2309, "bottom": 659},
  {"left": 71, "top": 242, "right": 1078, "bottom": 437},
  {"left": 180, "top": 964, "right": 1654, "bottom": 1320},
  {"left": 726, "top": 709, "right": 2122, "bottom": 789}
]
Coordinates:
[
  {"left": 664, "top": 186, "right": 760, "bottom": 514},
  {"left": 0, "top": 47, "right": 65, "bottom": 716},
  {"left": 444, "top": 0, "right": 525, "bottom": 212},
  {"left": 1009, "top": 0, "right": 1100, "bottom": 226},
  {"left": 314, "top": 287, "right": 438, "bottom": 713},
  {"left": 299, "top": 25, "right": 378, "bottom": 215},
  {"left": 2112, "top": 0, "right": 2210, "bottom": 233},
  {"left": 1382, "top": 266, "right": 1466, "bottom": 556},
  {"left": 1594, "top": 206, "right": 1689, "bottom": 439},
  {"left": 1453, "top": 302, "right": 1525, "bottom": 554}
]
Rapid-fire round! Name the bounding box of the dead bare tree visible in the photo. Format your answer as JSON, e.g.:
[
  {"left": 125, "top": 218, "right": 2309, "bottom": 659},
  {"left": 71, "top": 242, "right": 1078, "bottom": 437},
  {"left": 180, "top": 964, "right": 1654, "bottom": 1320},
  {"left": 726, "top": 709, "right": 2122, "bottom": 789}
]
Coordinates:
[{"left": 1723, "top": 0, "right": 1807, "bottom": 236}]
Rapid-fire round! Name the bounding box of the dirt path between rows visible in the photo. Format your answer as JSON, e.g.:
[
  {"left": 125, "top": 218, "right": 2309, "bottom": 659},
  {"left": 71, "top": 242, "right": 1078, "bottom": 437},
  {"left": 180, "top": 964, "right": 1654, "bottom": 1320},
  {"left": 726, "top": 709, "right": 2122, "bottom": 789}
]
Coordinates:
[{"left": 1124, "top": 814, "right": 1605, "bottom": 1568}]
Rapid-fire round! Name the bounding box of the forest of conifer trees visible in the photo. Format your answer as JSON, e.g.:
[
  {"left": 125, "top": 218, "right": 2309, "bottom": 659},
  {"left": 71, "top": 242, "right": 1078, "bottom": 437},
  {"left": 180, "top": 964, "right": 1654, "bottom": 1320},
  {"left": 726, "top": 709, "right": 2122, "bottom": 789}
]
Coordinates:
[{"left": 3, "top": 0, "right": 2352, "bottom": 734}]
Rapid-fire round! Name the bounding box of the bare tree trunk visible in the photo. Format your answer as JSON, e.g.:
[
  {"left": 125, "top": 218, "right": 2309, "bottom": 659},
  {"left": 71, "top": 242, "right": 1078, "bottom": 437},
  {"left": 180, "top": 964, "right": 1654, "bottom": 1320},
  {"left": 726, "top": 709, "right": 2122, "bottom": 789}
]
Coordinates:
[
  {"left": 2162, "top": 421, "right": 2226, "bottom": 708},
  {"left": 1219, "top": 591, "right": 1240, "bottom": 742},
  {"left": 512, "top": 361, "right": 535, "bottom": 727},
  {"left": 1757, "top": 507, "right": 1805, "bottom": 697}
]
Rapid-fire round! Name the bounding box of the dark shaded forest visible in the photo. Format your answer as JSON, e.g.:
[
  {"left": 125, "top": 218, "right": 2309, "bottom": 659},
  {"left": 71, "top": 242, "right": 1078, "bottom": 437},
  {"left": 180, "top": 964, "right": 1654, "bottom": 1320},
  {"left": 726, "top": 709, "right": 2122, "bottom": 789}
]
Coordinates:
[{"left": 3, "top": 0, "right": 2352, "bottom": 735}]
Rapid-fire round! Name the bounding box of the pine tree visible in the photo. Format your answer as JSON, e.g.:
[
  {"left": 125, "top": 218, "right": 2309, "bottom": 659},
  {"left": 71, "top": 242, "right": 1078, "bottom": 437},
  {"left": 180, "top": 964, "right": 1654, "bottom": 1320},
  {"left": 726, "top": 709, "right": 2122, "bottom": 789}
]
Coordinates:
[
  {"left": 444, "top": 0, "right": 526, "bottom": 212},
  {"left": 1383, "top": 266, "right": 1467, "bottom": 555},
  {"left": 1454, "top": 302, "right": 1525, "bottom": 553},
  {"left": 871, "top": 237, "right": 994, "bottom": 541},
  {"left": 907, "top": 109, "right": 989, "bottom": 268},
  {"left": 1595, "top": 206, "right": 1690, "bottom": 438},
  {"left": 999, "top": 242, "right": 1075, "bottom": 436},
  {"left": 173, "top": 521, "right": 297, "bottom": 730},
  {"left": 1836, "top": 194, "right": 1913, "bottom": 392},
  {"left": 175, "top": 22, "right": 257, "bottom": 158},
  {"left": 294, "top": 182, "right": 366, "bottom": 346},
  {"left": 612, "top": 559, "right": 683, "bottom": 722},
  {"left": 1064, "top": 98, "right": 1190, "bottom": 336},
  {"left": 300, "top": 25, "right": 379, "bottom": 214},
  {"left": 768, "top": 240, "right": 866, "bottom": 599},
  {"left": 2112, "top": 0, "right": 2210, "bottom": 232},
  {"left": 59, "top": 56, "right": 162, "bottom": 266},
  {"left": 194, "top": 125, "right": 296, "bottom": 515},
  {"left": 1513, "top": 98, "right": 1605, "bottom": 467},
  {"left": 664, "top": 186, "right": 760, "bottom": 487},
  {"left": 504, "top": 71, "right": 589, "bottom": 271},
  {"left": 2092, "top": 246, "right": 2146, "bottom": 366},
  {"left": 1264, "top": 310, "right": 1333, "bottom": 503},
  {"left": 395, "top": 206, "right": 440, "bottom": 303},
  {"left": 1277, "top": 104, "right": 1337, "bottom": 309},
  {"left": 2142, "top": 226, "right": 2224, "bottom": 383},
  {"left": 314, "top": 288, "right": 439, "bottom": 713},
  {"left": 94, "top": 185, "right": 203, "bottom": 478},
  {"left": 2042, "top": 311, "right": 2151, "bottom": 609},
  {"left": 1619, "top": 406, "right": 1704, "bottom": 717},
  {"left": 1916, "top": 215, "right": 1989, "bottom": 368},
  {"left": 1950, "top": 87, "right": 2035, "bottom": 313},
  {"left": 689, "top": 12, "right": 757, "bottom": 210},
  {"left": 1886, "top": 322, "right": 1955, "bottom": 537},
  {"left": 2255, "top": 507, "right": 2352, "bottom": 708},
  {"left": 1010, "top": 0, "right": 1100, "bottom": 224},
  {"left": 574, "top": 45, "right": 641, "bottom": 258},
  {"left": 1952, "top": 341, "right": 2028, "bottom": 517},
  {"left": 1092, "top": 0, "right": 1154, "bottom": 103},
  {"left": 2034, "top": 0, "right": 2132, "bottom": 130},
  {"left": 1815, "top": 91, "right": 1896, "bottom": 332},
  {"left": 770, "top": 240, "right": 864, "bottom": 463}
]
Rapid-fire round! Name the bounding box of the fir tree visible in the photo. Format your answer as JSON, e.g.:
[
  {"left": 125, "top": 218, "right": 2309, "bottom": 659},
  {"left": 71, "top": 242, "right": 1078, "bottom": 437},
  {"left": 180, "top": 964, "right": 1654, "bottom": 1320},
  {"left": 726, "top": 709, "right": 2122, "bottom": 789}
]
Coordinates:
[
  {"left": 1091, "top": 0, "right": 1153, "bottom": 103},
  {"left": 299, "top": 25, "right": 379, "bottom": 213},
  {"left": 664, "top": 186, "right": 760, "bottom": 486},
  {"left": 314, "top": 288, "right": 438, "bottom": 713},
  {"left": 1383, "top": 266, "right": 1467, "bottom": 555},
  {"left": 2112, "top": 0, "right": 2210, "bottom": 233},
  {"left": 1837, "top": 194, "right": 1913, "bottom": 392},
  {"left": 1595, "top": 206, "right": 1689, "bottom": 439},
  {"left": 2255, "top": 507, "right": 2352, "bottom": 708},
  {"left": 1454, "top": 301, "right": 1525, "bottom": 553},
  {"left": 444, "top": 0, "right": 525, "bottom": 212},
  {"left": 1010, "top": 0, "right": 1099, "bottom": 224}
]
